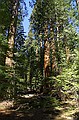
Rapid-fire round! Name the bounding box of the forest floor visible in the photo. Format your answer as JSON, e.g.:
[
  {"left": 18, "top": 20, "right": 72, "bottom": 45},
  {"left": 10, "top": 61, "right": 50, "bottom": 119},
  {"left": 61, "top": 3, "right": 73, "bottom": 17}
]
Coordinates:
[{"left": 0, "top": 94, "right": 79, "bottom": 120}]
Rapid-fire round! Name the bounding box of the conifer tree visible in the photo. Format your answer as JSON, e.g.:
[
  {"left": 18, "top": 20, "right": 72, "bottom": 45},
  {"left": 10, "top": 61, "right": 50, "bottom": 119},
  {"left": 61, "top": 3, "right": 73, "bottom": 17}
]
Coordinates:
[
  {"left": 5, "top": 0, "right": 19, "bottom": 67},
  {"left": 29, "top": 0, "right": 79, "bottom": 96}
]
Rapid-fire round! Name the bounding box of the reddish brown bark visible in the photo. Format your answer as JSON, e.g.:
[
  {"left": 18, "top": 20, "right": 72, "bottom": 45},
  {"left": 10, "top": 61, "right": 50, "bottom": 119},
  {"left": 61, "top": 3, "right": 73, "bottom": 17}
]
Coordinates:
[
  {"left": 43, "top": 22, "right": 50, "bottom": 78},
  {"left": 44, "top": 40, "right": 50, "bottom": 77},
  {"left": 50, "top": 21, "right": 58, "bottom": 75}
]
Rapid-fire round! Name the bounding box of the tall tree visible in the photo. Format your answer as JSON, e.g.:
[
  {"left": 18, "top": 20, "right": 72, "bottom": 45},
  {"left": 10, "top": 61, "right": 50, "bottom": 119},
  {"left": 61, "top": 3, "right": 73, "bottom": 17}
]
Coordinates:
[
  {"left": 29, "top": 0, "right": 79, "bottom": 95},
  {"left": 5, "top": 0, "right": 19, "bottom": 67}
]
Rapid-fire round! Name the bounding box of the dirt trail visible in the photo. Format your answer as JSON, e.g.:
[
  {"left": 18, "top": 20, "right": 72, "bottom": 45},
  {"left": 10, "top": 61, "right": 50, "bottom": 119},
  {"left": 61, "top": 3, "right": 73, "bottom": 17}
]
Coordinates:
[
  {"left": 0, "top": 96, "right": 79, "bottom": 120},
  {"left": 55, "top": 100, "right": 79, "bottom": 120}
]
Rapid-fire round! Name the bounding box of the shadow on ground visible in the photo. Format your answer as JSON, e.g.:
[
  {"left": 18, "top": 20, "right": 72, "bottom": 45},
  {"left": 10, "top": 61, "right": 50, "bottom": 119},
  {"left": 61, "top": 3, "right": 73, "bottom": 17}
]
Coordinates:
[
  {"left": 0, "top": 94, "right": 61, "bottom": 120},
  {"left": 73, "top": 112, "right": 79, "bottom": 120},
  {"left": 0, "top": 108, "right": 61, "bottom": 120}
]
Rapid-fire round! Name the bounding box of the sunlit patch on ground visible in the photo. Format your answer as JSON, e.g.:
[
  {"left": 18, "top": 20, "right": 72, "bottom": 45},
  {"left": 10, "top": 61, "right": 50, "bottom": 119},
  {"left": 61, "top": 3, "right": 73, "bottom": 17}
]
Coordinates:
[
  {"left": 21, "top": 94, "right": 36, "bottom": 98},
  {"left": 0, "top": 100, "right": 14, "bottom": 110}
]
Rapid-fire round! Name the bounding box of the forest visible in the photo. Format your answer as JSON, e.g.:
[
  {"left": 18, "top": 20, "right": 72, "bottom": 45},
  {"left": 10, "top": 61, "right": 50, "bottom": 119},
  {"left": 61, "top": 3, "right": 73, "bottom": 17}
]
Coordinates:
[{"left": 0, "top": 0, "right": 79, "bottom": 120}]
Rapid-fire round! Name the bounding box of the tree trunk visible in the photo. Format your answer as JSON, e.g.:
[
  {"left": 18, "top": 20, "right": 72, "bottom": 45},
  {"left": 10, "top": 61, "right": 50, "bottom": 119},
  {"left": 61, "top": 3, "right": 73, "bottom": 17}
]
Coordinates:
[
  {"left": 44, "top": 40, "right": 50, "bottom": 78},
  {"left": 64, "top": 35, "right": 70, "bottom": 63},
  {"left": 50, "top": 20, "right": 57, "bottom": 76},
  {"left": 5, "top": 0, "right": 19, "bottom": 98},
  {"left": 44, "top": 23, "right": 50, "bottom": 78},
  {"left": 5, "top": 0, "right": 19, "bottom": 67}
]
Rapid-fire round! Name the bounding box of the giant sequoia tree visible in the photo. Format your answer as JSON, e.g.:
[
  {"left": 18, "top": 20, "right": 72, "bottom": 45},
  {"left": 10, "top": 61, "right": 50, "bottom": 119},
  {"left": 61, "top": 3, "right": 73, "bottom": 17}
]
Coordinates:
[
  {"left": 30, "top": 0, "right": 66, "bottom": 79},
  {"left": 29, "top": 0, "right": 79, "bottom": 95}
]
